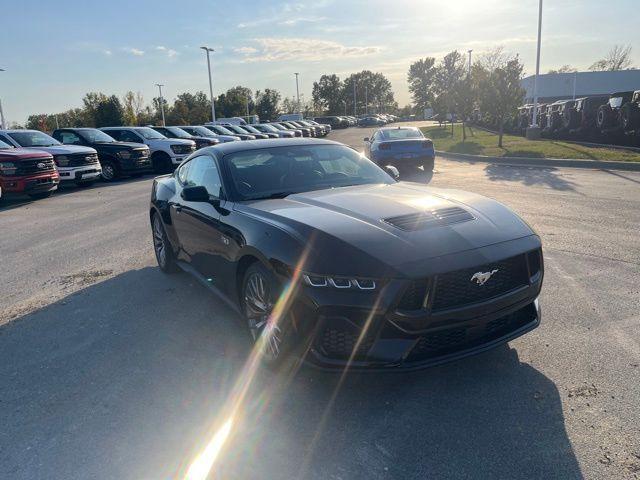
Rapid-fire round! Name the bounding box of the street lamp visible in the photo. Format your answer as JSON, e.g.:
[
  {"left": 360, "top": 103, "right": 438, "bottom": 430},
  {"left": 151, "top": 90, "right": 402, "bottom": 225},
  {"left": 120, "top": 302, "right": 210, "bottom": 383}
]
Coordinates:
[
  {"left": 353, "top": 82, "right": 357, "bottom": 116},
  {"left": 0, "top": 68, "right": 6, "bottom": 129},
  {"left": 200, "top": 46, "right": 216, "bottom": 122},
  {"left": 467, "top": 50, "right": 473, "bottom": 77},
  {"left": 527, "top": 0, "right": 543, "bottom": 139},
  {"left": 294, "top": 72, "right": 300, "bottom": 114},
  {"left": 155, "top": 83, "right": 166, "bottom": 126}
]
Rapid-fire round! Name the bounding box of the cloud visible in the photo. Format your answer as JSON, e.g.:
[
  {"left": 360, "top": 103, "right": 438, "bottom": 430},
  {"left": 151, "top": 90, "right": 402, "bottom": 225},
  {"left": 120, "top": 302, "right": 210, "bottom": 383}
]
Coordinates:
[
  {"left": 103, "top": 49, "right": 112, "bottom": 56},
  {"left": 235, "top": 38, "right": 381, "bottom": 62},
  {"left": 166, "top": 49, "right": 178, "bottom": 58},
  {"left": 156, "top": 46, "right": 167, "bottom": 51},
  {"left": 278, "top": 16, "right": 326, "bottom": 26},
  {"left": 123, "top": 47, "right": 145, "bottom": 56},
  {"left": 156, "top": 45, "right": 178, "bottom": 58}
]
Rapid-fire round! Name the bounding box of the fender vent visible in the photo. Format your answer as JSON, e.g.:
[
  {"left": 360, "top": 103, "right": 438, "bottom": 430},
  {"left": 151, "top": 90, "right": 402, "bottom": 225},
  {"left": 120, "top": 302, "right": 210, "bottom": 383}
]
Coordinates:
[{"left": 383, "top": 207, "right": 474, "bottom": 231}]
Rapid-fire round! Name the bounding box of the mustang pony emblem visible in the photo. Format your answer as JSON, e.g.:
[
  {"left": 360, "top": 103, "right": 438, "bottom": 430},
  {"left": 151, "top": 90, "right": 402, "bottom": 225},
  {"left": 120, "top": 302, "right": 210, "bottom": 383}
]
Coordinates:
[{"left": 470, "top": 269, "right": 499, "bottom": 286}]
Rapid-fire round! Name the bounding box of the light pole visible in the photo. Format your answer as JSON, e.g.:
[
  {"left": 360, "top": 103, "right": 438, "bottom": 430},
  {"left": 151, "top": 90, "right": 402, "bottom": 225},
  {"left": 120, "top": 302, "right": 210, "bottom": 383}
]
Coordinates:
[
  {"left": 342, "top": 99, "right": 347, "bottom": 116},
  {"left": 467, "top": 50, "right": 473, "bottom": 77},
  {"left": 155, "top": 83, "right": 166, "bottom": 126},
  {"left": 294, "top": 72, "right": 300, "bottom": 114},
  {"left": 0, "top": 68, "right": 6, "bottom": 129},
  {"left": 527, "top": 0, "right": 543, "bottom": 138},
  {"left": 200, "top": 46, "right": 216, "bottom": 122},
  {"left": 365, "top": 85, "right": 368, "bottom": 115},
  {"left": 353, "top": 82, "right": 357, "bottom": 116}
]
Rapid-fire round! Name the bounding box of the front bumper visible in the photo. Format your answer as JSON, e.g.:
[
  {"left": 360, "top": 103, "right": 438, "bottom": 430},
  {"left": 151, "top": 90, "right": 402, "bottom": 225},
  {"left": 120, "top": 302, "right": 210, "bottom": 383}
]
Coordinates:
[
  {"left": 1, "top": 172, "right": 60, "bottom": 195},
  {"left": 289, "top": 245, "right": 543, "bottom": 371},
  {"left": 119, "top": 155, "right": 153, "bottom": 174},
  {"left": 58, "top": 166, "right": 102, "bottom": 183}
]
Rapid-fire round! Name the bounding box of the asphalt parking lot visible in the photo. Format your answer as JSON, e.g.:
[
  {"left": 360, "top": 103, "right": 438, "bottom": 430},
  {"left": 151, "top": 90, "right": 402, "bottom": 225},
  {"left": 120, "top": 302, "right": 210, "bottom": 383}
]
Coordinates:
[{"left": 1, "top": 122, "right": 639, "bottom": 479}]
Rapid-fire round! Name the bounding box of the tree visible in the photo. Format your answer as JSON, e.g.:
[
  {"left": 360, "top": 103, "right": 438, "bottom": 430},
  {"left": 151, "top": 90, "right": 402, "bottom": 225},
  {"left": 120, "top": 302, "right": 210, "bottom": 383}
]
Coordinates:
[
  {"left": 590, "top": 44, "right": 634, "bottom": 71},
  {"left": 343, "top": 70, "right": 395, "bottom": 115},
  {"left": 167, "top": 91, "right": 211, "bottom": 125},
  {"left": 255, "top": 88, "right": 281, "bottom": 121},
  {"left": 83, "top": 92, "right": 125, "bottom": 127},
  {"left": 281, "top": 96, "right": 298, "bottom": 114},
  {"left": 547, "top": 65, "right": 577, "bottom": 74},
  {"left": 453, "top": 77, "right": 476, "bottom": 140},
  {"left": 312, "top": 74, "right": 344, "bottom": 115},
  {"left": 433, "top": 50, "right": 466, "bottom": 134},
  {"left": 477, "top": 46, "right": 510, "bottom": 71},
  {"left": 407, "top": 57, "right": 437, "bottom": 112},
  {"left": 216, "top": 86, "right": 254, "bottom": 118},
  {"left": 122, "top": 91, "right": 138, "bottom": 125},
  {"left": 477, "top": 57, "right": 525, "bottom": 147}
]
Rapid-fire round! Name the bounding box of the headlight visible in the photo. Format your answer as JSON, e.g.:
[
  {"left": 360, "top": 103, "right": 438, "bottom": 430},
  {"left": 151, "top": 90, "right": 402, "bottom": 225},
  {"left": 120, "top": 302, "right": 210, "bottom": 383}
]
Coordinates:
[
  {"left": 0, "top": 162, "right": 17, "bottom": 175},
  {"left": 303, "top": 274, "right": 377, "bottom": 290},
  {"left": 55, "top": 155, "right": 69, "bottom": 166},
  {"left": 117, "top": 150, "right": 132, "bottom": 159}
]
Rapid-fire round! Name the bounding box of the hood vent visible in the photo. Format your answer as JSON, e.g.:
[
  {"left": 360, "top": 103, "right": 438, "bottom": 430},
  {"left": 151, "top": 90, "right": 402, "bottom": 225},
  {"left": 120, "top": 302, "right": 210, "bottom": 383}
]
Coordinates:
[{"left": 383, "top": 207, "right": 474, "bottom": 231}]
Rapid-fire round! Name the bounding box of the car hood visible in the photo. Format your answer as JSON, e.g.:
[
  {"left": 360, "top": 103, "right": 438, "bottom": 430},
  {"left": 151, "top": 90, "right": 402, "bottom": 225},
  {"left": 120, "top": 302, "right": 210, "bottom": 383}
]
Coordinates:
[
  {"left": 237, "top": 182, "right": 536, "bottom": 277},
  {"left": 93, "top": 141, "right": 147, "bottom": 151},
  {"left": 0, "top": 147, "right": 52, "bottom": 161},
  {"left": 30, "top": 145, "right": 96, "bottom": 155}
]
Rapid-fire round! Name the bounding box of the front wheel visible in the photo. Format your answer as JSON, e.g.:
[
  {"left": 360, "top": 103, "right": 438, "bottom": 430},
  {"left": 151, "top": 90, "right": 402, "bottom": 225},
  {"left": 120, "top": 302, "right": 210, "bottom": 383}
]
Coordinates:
[
  {"left": 242, "top": 263, "right": 292, "bottom": 367},
  {"left": 101, "top": 159, "right": 119, "bottom": 181},
  {"left": 152, "top": 213, "right": 180, "bottom": 273}
]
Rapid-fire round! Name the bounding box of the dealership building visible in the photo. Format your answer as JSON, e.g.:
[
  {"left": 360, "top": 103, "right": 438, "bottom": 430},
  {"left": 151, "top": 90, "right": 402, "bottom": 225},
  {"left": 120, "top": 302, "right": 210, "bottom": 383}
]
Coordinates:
[{"left": 520, "top": 70, "right": 640, "bottom": 103}]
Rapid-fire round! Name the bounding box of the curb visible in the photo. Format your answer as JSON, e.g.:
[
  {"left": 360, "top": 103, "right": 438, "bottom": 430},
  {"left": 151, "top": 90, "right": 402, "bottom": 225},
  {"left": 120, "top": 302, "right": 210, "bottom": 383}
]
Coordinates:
[{"left": 435, "top": 150, "right": 640, "bottom": 172}]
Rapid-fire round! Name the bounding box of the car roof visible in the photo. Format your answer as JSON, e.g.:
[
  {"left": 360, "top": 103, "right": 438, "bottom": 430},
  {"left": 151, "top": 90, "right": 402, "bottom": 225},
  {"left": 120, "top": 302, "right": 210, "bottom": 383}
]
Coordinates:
[
  {"left": 378, "top": 126, "right": 419, "bottom": 131},
  {"left": 201, "top": 137, "right": 342, "bottom": 157}
]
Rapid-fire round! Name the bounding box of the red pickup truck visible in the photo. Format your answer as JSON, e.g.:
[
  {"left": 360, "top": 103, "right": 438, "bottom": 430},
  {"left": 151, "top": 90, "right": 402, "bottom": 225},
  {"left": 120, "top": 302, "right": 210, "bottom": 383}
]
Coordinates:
[{"left": 0, "top": 139, "right": 59, "bottom": 200}]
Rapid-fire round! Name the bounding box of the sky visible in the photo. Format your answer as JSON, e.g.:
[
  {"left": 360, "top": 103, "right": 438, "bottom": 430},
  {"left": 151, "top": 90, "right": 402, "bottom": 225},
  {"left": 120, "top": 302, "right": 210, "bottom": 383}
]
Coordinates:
[{"left": 1, "top": 0, "right": 638, "bottom": 124}]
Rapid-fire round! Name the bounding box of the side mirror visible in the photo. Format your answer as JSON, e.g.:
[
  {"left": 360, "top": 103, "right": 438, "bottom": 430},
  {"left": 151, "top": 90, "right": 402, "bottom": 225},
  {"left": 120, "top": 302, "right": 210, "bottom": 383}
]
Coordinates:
[
  {"left": 181, "top": 185, "right": 210, "bottom": 202},
  {"left": 384, "top": 165, "right": 400, "bottom": 181},
  {"left": 363, "top": 137, "right": 370, "bottom": 142}
]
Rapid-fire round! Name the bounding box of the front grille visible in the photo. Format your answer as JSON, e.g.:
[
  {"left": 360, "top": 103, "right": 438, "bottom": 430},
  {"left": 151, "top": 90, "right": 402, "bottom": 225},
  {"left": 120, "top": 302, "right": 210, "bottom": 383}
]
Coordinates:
[
  {"left": 68, "top": 153, "right": 99, "bottom": 167},
  {"left": 431, "top": 255, "right": 529, "bottom": 312},
  {"left": 15, "top": 158, "right": 56, "bottom": 175},
  {"left": 320, "top": 326, "right": 375, "bottom": 359},
  {"left": 397, "top": 279, "right": 429, "bottom": 311},
  {"left": 407, "top": 304, "right": 537, "bottom": 362},
  {"left": 171, "top": 144, "right": 195, "bottom": 154},
  {"left": 383, "top": 207, "right": 474, "bottom": 231}
]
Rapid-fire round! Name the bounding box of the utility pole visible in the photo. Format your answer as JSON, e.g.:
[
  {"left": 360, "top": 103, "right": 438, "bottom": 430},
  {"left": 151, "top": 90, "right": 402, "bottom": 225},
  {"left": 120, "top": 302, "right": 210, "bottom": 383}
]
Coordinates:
[
  {"left": 572, "top": 71, "right": 577, "bottom": 100},
  {"left": 0, "top": 68, "right": 6, "bottom": 129},
  {"left": 200, "top": 46, "right": 216, "bottom": 122},
  {"left": 294, "top": 72, "right": 300, "bottom": 114},
  {"left": 353, "top": 82, "right": 357, "bottom": 116},
  {"left": 527, "top": 0, "right": 543, "bottom": 138},
  {"left": 467, "top": 50, "right": 473, "bottom": 77},
  {"left": 155, "top": 83, "right": 166, "bottom": 126},
  {"left": 365, "top": 85, "right": 368, "bottom": 115}
]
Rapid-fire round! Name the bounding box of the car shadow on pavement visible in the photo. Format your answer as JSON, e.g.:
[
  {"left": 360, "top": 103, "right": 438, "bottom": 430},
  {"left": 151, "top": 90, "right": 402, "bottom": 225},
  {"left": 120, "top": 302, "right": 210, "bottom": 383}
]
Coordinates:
[
  {"left": 484, "top": 163, "right": 577, "bottom": 191},
  {"left": 400, "top": 167, "right": 434, "bottom": 184},
  {"left": 0, "top": 267, "right": 581, "bottom": 480}
]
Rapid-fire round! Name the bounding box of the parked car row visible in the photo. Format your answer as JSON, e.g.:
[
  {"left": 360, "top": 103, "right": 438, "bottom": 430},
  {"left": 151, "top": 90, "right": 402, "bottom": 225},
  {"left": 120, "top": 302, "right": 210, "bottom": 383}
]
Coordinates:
[
  {"left": 357, "top": 114, "right": 398, "bottom": 127},
  {"left": 516, "top": 89, "right": 640, "bottom": 144}
]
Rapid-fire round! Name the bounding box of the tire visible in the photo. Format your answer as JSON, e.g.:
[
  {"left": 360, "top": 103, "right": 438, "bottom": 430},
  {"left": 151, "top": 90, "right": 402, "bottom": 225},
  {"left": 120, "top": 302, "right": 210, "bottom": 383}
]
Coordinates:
[
  {"left": 151, "top": 213, "right": 180, "bottom": 274},
  {"left": 596, "top": 105, "right": 613, "bottom": 129},
  {"left": 152, "top": 152, "right": 173, "bottom": 174},
  {"left": 100, "top": 159, "right": 119, "bottom": 181},
  {"left": 423, "top": 159, "right": 434, "bottom": 172},
  {"left": 620, "top": 103, "right": 640, "bottom": 131},
  {"left": 28, "top": 191, "right": 52, "bottom": 200},
  {"left": 241, "top": 262, "right": 293, "bottom": 368}
]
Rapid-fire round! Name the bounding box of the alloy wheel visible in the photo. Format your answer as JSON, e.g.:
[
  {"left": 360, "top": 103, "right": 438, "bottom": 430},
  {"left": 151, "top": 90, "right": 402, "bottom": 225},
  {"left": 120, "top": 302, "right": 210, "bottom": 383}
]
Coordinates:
[
  {"left": 244, "top": 272, "right": 282, "bottom": 361},
  {"left": 102, "top": 163, "right": 116, "bottom": 181},
  {"left": 152, "top": 216, "right": 166, "bottom": 267}
]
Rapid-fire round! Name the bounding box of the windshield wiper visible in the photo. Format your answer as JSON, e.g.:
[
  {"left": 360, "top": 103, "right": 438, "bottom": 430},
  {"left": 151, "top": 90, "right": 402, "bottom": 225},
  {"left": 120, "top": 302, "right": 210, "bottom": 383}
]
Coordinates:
[{"left": 247, "top": 191, "right": 296, "bottom": 200}]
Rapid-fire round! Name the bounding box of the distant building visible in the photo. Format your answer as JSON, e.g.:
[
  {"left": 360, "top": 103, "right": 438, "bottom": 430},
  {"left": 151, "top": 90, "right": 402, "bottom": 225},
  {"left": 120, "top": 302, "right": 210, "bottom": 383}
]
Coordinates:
[{"left": 520, "top": 70, "right": 640, "bottom": 103}]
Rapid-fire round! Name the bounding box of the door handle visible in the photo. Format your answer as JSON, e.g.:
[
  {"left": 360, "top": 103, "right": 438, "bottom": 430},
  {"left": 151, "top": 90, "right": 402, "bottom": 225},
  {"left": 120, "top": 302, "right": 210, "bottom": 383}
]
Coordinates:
[{"left": 174, "top": 205, "right": 182, "bottom": 213}]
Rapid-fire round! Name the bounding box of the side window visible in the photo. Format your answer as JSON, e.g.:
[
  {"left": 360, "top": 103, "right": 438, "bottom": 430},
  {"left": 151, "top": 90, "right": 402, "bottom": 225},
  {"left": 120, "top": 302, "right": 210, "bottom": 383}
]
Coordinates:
[
  {"left": 177, "top": 161, "right": 190, "bottom": 184},
  {"left": 0, "top": 134, "right": 13, "bottom": 145},
  {"left": 183, "top": 155, "right": 223, "bottom": 197},
  {"left": 119, "top": 130, "right": 143, "bottom": 143},
  {"left": 105, "top": 130, "right": 122, "bottom": 141},
  {"left": 59, "top": 131, "right": 82, "bottom": 145}
]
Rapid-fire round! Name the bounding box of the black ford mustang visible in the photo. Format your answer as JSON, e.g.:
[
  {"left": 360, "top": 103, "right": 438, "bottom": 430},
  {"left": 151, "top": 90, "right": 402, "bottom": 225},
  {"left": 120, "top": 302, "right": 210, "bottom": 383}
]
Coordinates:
[{"left": 150, "top": 138, "right": 543, "bottom": 370}]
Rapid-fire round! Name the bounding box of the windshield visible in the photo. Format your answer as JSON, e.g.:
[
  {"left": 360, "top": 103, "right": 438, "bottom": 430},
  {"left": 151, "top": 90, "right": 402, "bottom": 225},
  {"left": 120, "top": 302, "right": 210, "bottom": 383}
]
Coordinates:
[
  {"left": 166, "top": 127, "right": 193, "bottom": 139},
  {"left": 226, "top": 125, "right": 249, "bottom": 134},
  {"left": 137, "top": 127, "right": 166, "bottom": 140},
  {"left": 242, "top": 125, "right": 262, "bottom": 134},
  {"left": 184, "top": 126, "right": 215, "bottom": 137},
  {"left": 379, "top": 128, "right": 424, "bottom": 140},
  {"left": 269, "top": 123, "right": 287, "bottom": 131},
  {"left": 256, "top": 124, "right": 279, "bottom": 133},
  {"left": 210, "top": 125, "right": 235, "bottom": 135},
  {"left": 79, "top": 129, "right": 116, "bottom": 143},
  {"left": 8, "top": 131, "right": 60, "bottom": 147},
  {"left": 226, "top": 144, "right": 394, "bottom": 200},
  {"left": 0, "top": 139, "right": 13, "bottom": 149}
]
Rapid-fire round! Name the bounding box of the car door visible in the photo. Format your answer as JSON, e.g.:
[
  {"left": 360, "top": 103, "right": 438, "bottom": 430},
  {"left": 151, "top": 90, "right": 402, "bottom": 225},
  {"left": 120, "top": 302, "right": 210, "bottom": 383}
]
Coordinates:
[{"left": 171, "top": 154, "right": 226, "bottom": 279}]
